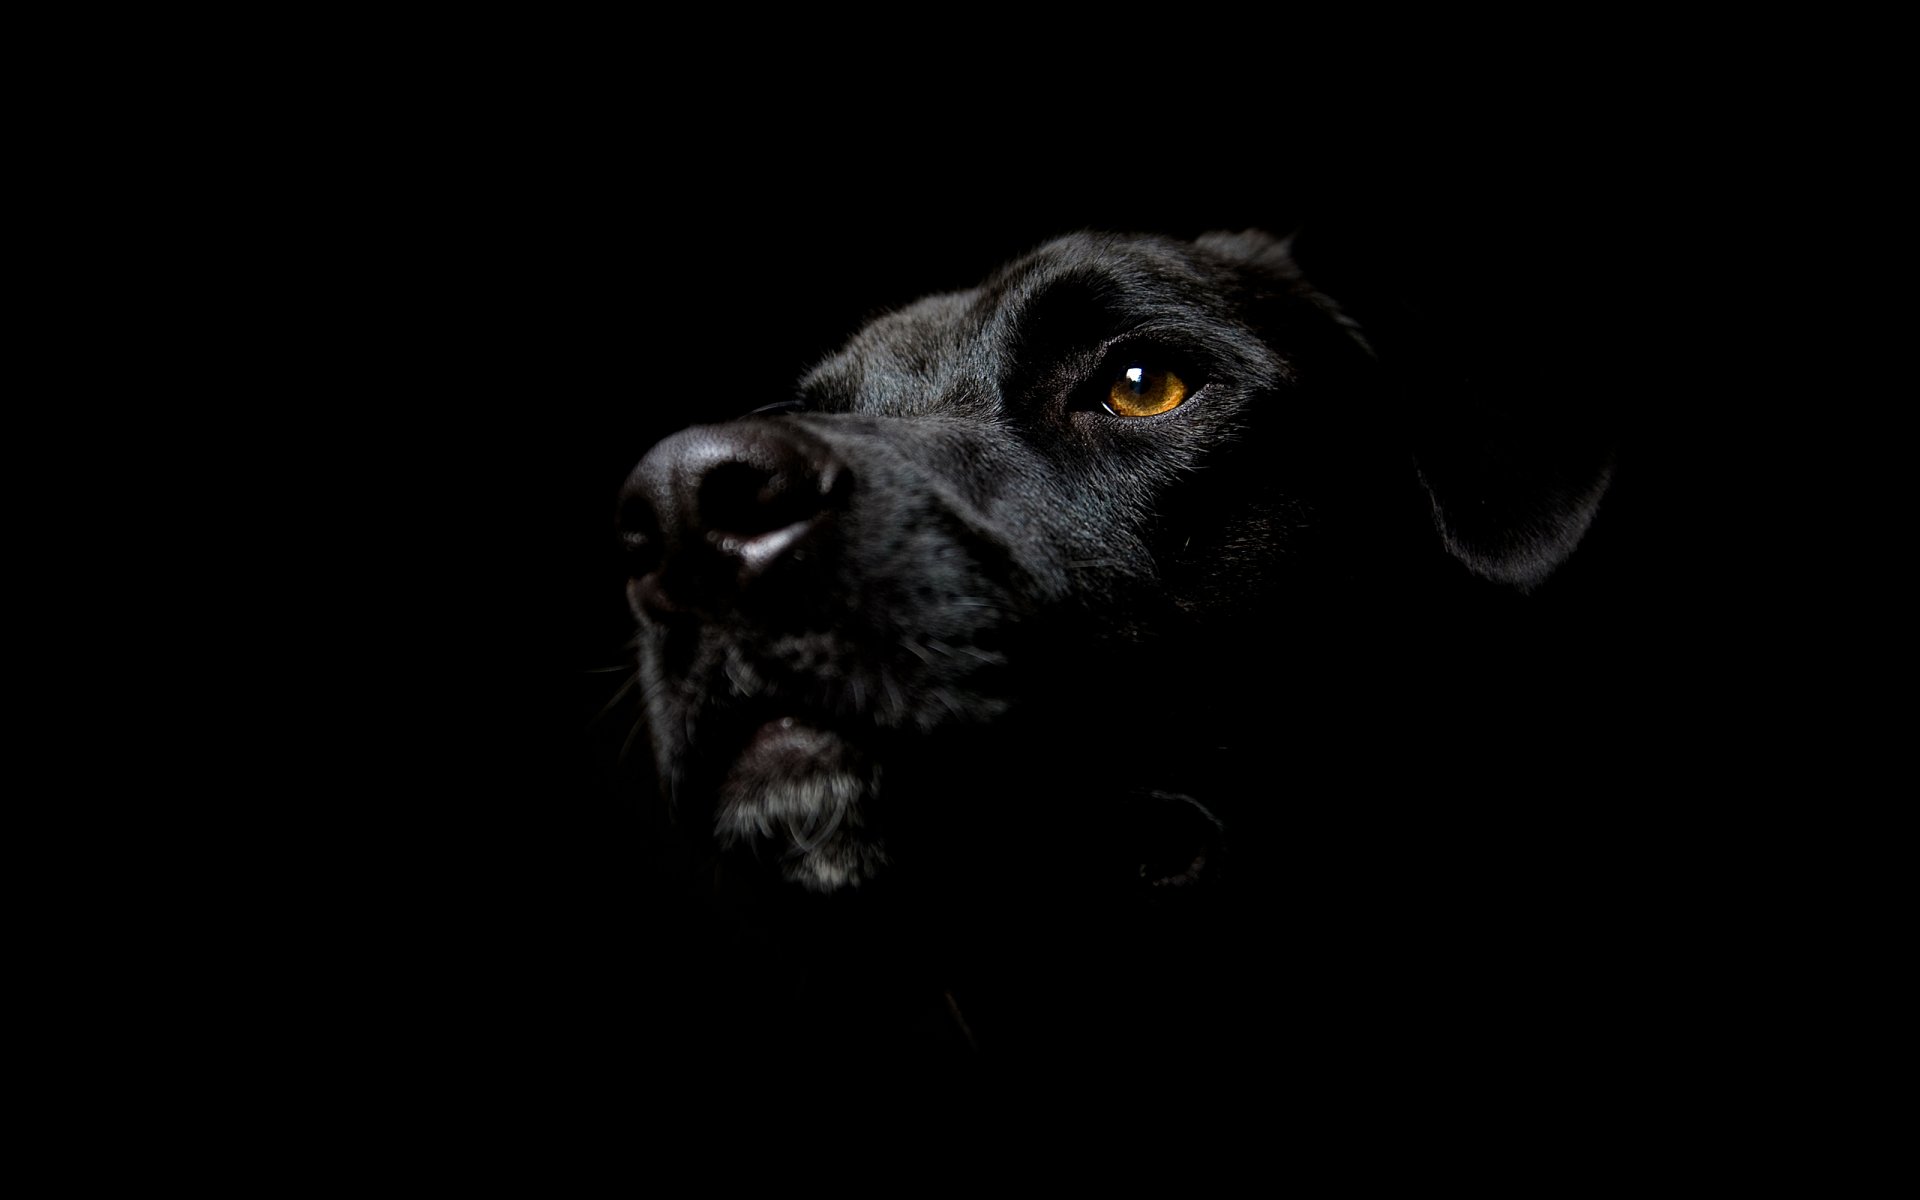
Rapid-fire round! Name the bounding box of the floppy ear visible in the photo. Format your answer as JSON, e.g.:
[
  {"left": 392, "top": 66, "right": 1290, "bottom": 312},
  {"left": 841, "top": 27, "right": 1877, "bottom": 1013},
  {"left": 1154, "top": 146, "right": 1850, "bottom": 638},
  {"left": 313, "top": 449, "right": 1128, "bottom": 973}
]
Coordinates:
[
  {"left": 1200, "top": 226, "right": 1614, "bottom": 593},
  {"left": 1410, "top": 407, "right": 1613, "bottom": 592}
]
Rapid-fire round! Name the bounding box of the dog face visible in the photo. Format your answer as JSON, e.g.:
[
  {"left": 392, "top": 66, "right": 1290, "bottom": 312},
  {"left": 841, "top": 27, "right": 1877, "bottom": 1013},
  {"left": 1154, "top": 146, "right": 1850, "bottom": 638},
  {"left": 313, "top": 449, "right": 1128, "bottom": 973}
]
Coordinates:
[{"left": 621, "top": 230, "right": 1608, "bottom": 895}]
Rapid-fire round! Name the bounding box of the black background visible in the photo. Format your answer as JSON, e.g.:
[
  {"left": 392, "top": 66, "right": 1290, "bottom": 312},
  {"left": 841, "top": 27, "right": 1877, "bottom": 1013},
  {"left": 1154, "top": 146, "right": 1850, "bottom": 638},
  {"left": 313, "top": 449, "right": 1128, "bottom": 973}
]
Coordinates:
[{"left": 70, "top": 27, "right": 1852, "bottom": 1169}]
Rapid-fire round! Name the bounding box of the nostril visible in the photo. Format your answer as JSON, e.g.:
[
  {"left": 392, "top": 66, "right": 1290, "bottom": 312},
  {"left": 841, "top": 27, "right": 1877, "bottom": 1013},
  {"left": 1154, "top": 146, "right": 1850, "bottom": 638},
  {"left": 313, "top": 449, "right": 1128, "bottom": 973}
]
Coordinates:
[
  {"left": 623, "top": 421, "right": 851, "bottom": 611},
  {"left": 696, "top": 459, "right": 827, "bottom": 541}
]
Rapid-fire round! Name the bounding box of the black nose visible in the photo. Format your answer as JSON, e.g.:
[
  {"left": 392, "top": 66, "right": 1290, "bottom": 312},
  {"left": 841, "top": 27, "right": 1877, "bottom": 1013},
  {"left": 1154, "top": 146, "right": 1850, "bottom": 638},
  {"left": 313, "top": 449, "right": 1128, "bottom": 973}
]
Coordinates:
[{"left": 620, "top": 421, "right": 848, "bottom": 614}]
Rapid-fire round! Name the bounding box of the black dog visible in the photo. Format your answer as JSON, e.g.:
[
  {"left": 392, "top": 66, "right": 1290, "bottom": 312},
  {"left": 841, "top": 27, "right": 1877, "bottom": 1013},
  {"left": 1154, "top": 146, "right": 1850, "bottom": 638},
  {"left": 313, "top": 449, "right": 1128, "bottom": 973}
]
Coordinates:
[{"left": 621, "top": 229, "right": 1620, "bottom": 1073}]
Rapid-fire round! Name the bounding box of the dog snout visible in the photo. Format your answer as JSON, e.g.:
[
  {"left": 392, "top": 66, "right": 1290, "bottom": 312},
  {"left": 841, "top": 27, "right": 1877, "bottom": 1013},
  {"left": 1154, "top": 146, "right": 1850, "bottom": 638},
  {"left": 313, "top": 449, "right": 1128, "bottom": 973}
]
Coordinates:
[{"left": 621, "top": 421, "right": 849, "bottom": 614}]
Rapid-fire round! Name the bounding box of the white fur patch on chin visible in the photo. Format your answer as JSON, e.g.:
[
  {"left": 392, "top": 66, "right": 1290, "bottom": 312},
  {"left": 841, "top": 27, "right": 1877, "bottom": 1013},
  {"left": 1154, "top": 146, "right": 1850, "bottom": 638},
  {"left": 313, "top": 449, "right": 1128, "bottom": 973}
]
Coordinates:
[
  {"left": 786, "top": 835, "right": 889, "bottom": 892},
  {"left": 714, "top": 720, "right": 886, "bottom": 892}
]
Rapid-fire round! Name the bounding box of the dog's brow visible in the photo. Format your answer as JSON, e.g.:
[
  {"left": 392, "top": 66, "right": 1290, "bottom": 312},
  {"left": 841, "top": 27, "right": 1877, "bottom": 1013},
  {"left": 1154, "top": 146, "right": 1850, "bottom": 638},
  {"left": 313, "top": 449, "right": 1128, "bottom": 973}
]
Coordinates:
[
  {"left": 986, "top": 271, "right": 1132, "bottom": 350},
  {"left": 983, "top": 245, "right": 1225, "bottom": 341}
]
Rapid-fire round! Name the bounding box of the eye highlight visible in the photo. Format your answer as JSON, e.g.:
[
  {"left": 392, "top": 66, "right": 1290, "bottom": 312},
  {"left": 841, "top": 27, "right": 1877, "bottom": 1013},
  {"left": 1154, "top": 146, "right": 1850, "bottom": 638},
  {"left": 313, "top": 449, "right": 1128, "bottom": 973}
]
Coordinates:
[{"left": 1104, "top": 365, "right": 1188, "bottom": 418}]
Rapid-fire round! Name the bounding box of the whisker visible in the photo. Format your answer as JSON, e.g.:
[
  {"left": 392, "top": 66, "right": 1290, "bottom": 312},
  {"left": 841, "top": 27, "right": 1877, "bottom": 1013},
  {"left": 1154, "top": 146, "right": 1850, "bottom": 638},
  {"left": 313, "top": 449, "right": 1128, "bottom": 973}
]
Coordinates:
[
  {"left": 593, "top": 672, "right": 642, "bottom": 724},
  {"left": 619, "top": 715, "right": 649, "bottom": 767},
  {"left": 723, "top": 659, "right": 759, "bottom": 697},
  {"left": 944, "top": 991, "right": 979, "bottom": 1055},
  {"left": 949, "top": 598, "right": 1018, "bottom": 614}
]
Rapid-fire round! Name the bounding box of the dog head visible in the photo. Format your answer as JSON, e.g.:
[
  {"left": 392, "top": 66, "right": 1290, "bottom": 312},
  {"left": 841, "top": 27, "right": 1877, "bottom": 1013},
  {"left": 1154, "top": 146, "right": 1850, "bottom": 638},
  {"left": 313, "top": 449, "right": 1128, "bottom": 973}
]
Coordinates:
[{"left": 620, "top": 229, "right": 1611, "bottom": 894}]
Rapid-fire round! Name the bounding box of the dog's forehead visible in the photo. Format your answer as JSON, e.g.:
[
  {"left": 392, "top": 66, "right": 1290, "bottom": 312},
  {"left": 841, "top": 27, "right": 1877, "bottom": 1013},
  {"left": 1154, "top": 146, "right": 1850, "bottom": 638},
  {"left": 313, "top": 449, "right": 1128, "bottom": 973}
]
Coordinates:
[
  {"left": 981, "top": 230, "right": 1222, "bottom": 302},
  {"left": 801, "top": 233, "right": 1236, "bottom": 416}
]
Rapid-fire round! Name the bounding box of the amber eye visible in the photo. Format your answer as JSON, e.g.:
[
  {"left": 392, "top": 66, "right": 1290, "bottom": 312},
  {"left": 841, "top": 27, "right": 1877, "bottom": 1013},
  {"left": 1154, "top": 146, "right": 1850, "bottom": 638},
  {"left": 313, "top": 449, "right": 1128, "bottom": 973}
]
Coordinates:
[{"left": 1104, "top": 365, "right": 1188, "bottom": 418}]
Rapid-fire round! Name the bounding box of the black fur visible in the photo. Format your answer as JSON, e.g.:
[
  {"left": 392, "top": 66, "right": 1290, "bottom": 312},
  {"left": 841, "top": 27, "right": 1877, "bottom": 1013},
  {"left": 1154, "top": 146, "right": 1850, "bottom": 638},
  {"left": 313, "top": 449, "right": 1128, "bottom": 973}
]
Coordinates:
[{"left": 622, "top": 229, "right": 1621, "bottom": 1075}]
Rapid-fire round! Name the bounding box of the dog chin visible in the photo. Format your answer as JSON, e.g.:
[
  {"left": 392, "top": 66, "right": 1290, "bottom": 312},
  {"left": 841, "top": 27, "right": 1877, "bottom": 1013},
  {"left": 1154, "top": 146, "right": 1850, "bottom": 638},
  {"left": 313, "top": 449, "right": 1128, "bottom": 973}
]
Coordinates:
[{"left": 713, "top": 717, "right": 887, "bottom": 891}]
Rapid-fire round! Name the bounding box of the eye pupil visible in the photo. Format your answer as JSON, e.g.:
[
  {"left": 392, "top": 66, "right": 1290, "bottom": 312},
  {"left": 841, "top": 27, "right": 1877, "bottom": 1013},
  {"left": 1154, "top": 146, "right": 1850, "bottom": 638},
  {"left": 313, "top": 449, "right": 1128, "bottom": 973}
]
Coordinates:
[{"left": 1125, "top": 366, "right": 1148, "bottom": 392}]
